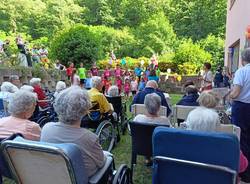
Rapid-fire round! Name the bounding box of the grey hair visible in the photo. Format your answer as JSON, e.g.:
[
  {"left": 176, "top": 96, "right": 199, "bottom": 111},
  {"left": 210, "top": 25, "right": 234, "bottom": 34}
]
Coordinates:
[
  {"left": 146, "top": 80, "right": 158, "bottom": 89},
  {"left": 242, "top": 48, "right": 250, "bottom": 63},
  {"left": 8, "top": 90, "right": 37, "bottom": 116},
  {"left": 0, "top": 82, "right": 18, "bottom": 93},
  {"left": 20, "top": 85, "right": 34, "bottom": 92},
  {"left": 144, "top": 93, "right": 161, "bottom": 115},
  {"left": 54, "top": 86, "right": 91, "bottom": 125},
  {"left": 186, "top": 107, "right": 219, "bottom": 132},
  {"left": 198, "top": 91, "right": 220, "bottom": 108},
  {"left": 56, "top": 81, "right": 66, "bottom": 92},
  {"left": 107, "top": 85, "right": 119, "bottom": 97},
  {"left": 30, "top": 78, "right": 41, "bottom": 86},
  {"left": 92, "top": 76, "right": 102, "bottom": 88},
  {"left": 9, "top": 75, "right": 19, "bottom": 82}
]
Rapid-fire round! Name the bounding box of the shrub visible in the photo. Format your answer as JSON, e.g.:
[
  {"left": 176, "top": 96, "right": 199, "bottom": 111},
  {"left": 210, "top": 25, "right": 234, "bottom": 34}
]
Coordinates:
[
  {"left": 50, "top": 24, "right": 103, "bottom": 68},
  {"left": 173, "top": 39, "right": 212, "bottom": 74}
]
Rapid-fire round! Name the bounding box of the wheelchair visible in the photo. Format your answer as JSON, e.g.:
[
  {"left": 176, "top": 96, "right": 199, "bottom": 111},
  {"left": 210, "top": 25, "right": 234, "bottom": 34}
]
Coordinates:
[
  {"left": 0, "top": 135, "right": 131, "bottom": 184},
  {"left": 106, "top": 96, "right": 128, "bottom": 135},
  {"left": 30, "top": 94, "right": 58, "bottom": 128},
  {"left": 81, "top": 104, "right": 118, "bottom": 152}
]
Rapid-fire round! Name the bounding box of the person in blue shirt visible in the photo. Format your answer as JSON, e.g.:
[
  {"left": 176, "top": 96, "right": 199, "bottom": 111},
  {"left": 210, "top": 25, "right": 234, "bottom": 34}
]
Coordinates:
[
  {"left": 148, "top": 69, "right": 159, "bottom": 82},
  {"left": 177, "top": 85, "right": 199, "bottom": 106},
  {"left": 138, "top": 77, "right": 146, "bottom": 91},
  {"left": 131, "top": 80, "right": 171, "bottom": 117},
  {"left": 134, "top": 65, "right": 143, "bottom": 81},
  {"left": 85, "top": 72, "right": 92, "bottom": 90}
]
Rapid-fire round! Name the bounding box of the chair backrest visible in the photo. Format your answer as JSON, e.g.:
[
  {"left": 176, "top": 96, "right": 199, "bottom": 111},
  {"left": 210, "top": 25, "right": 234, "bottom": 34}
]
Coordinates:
[
  {"left": 1, "top": 137, "right": 88, "bottom": 184},
  {"left": 216, "top": 124, "right": 241, "bottom": 141},
  {"left": 106, "top": 96, "right": 122, "bottom": 115},
  {"left": 152, "top": 127, "right": 240, "bottom": 184},
  {"left": 131, "top": 104, "right": 167, "bottom": 117},
  {"left": 0, "top": 99, "right": 4, "bottom": 111},
  {"left": 129, "top": 121, "right": 169, "bottom": 163},
  {"left": 172, "top": 105, "right": 197, "bottom": 123}
]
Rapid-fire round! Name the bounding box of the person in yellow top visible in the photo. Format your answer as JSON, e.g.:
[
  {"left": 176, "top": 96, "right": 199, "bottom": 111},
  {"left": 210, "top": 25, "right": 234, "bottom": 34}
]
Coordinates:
[
  {"left": 88, "top": 76, "right": 112, "bottom": 114},
  {"left": 81, "top": 76, "right": 113, "bottom": 128}
]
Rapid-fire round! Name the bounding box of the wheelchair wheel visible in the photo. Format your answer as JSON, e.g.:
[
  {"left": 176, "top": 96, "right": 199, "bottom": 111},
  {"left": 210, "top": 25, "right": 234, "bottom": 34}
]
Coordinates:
[
  {"left": 37, "top": 116, "right": 50, "bottom": 128},
  {"left": 96, "top": 120, "right": 115, "bottom": 152},
  {"left": 112, "top": 164, "right": 131, "bottom": 184}
]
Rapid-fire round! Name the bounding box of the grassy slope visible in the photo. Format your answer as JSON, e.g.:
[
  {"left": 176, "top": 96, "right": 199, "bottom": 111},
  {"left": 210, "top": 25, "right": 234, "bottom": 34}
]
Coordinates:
[{"left": 3, "top": 94, "right": 182, "bottom": 184}]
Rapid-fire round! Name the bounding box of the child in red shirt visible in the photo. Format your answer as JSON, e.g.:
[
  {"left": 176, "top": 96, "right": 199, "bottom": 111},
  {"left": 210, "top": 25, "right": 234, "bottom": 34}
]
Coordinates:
[
  {"left": 114, "top": 65, "right": 122, "bottom": 78},
  {"left": 66, "top": 62, "right": 74, "bottom": 80},
  {"left": 115, "top": 77, "right": 123, "bottom": 94},
  {"left": 124, "top": 78, "right": 131, "bottom": 98},
  {"left": 104, "top": 66, "right": 111, "bottom": 79}
]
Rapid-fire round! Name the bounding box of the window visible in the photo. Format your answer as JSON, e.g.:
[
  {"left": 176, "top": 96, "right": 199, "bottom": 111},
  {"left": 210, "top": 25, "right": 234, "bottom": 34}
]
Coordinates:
[
  {"left": 230, "top": 0, "right": 236, "bottom": 10},
  {"left": 228, "top": 40, "right": 240, "bottom": 74}
]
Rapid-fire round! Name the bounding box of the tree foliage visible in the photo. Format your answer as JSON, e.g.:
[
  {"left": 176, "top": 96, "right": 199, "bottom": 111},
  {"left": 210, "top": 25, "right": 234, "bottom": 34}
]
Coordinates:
[
  {"left": 166, "top": 0, "right": 227, "bottom": 40},
  {"left": 0, "top": 0, "right": 227, "bottom": 74},
  {"left": 50, "top": 25, "right": 103, "bottom": 67}
]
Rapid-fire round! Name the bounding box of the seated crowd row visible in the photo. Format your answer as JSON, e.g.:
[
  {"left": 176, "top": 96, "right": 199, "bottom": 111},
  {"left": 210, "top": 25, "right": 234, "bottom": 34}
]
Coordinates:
[{"left": 0, "top": 74, "right": 248, "bottom": 181}]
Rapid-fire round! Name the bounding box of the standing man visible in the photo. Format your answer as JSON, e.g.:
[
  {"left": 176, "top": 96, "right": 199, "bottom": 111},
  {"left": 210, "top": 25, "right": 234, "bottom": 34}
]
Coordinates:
[
  {"left": 230, "top": 48, "right": 250, "bottom": 182},
  {"left": 78, "top": 63, "right": 86, "bottom": 88}
]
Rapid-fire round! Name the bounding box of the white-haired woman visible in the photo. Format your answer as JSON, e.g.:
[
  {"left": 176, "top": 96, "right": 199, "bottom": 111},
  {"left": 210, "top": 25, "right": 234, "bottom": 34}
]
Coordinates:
[
  {"left": 0, "top": 90, "right": 41, "bottom": 140},
  {"left": 30, "top": 78, "right": 48, "bottom": 108},
  {"left": 0, "top": 82, "right": 19, "bottom": 117},
  {"left": 41, "top": 86, "right": 106, "bottom": 178},
  {"left": 54, "top": 81, "right": 66, "bottom": 98},
  {"left": 107, "top": 85, "right": 119, "bottom": 97},
  {"left": 184, "top": 93, "right": 248, "bottom": 182},
  {"left": 133, "top": 93, "right": 170, "bottom": 125}
]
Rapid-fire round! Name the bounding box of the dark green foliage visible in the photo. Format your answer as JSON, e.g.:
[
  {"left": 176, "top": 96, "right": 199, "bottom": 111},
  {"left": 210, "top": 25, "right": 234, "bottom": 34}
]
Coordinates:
[{"left": 50, "top": 25, "right": 103, "bottom": 67}]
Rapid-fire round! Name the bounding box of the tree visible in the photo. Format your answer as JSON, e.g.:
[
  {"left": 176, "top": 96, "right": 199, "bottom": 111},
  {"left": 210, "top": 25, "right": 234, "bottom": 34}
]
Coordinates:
[
  {"left": 50, "top": 25, "right": 103, "bottom": 67},
  {"left": 133, "top": 12, "right": 176, "bottom": 57},
  {"left": 199, "top": 34, "right": 225, "bottom": 69},
  {"left": 166, "top": 0, "right": 227, "bottom": 40},
  {"left": 173, "top": 39, "right": 212, "bottom": 74}
]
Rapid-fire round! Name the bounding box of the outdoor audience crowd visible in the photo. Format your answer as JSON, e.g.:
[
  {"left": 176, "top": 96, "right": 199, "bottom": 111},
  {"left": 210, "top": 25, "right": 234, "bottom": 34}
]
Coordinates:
[
  {"left": 0, "top": 35, "right": 49, "bottom": 67},
  {"left": 0, "top": 47, "right": 250, "bottom": 183}
]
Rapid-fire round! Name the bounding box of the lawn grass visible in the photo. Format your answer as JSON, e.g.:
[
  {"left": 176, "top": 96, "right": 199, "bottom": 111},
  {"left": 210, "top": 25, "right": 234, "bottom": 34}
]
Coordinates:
[{"left": 3, "top": 94, "right": 182, "bottom": 184}]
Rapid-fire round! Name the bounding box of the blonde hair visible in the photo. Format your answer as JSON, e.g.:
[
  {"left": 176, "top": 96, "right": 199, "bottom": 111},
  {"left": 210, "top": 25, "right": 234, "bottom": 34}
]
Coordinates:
[{"left": 198, "top": 91, "right": 220, "bottom": 108}]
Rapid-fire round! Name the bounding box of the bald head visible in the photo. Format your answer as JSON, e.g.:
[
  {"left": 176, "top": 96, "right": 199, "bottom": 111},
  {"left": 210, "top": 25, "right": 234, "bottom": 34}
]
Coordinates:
[{"left": 146, "top": 80, "right": 158, "bottom": 89}]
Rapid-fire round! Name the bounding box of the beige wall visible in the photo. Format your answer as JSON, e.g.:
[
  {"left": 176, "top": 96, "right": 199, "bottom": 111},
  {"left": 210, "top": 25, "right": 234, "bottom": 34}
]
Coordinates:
[{"left": 224, "top": 0, "right": 250, "bottom": 71}]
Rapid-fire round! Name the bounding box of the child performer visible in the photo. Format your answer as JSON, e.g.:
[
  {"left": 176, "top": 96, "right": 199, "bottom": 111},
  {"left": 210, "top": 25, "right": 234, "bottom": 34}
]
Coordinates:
[
  {"left": 124, "top": 78, "right": 131, "bottom": 98},
  {"left": 116, "top": 76, "right": 123, "bottom": 94},
  {"left": 130, "top": 76, "right": 138, "bottom": 96}
]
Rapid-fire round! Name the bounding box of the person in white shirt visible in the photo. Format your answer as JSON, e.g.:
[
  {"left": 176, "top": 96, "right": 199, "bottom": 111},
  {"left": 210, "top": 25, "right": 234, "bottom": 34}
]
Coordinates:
[
  {"left": 229, "top": 47, "right": 250, "bottom": 182},
  {"left": 201, "top": 62, "right": 213, "bottom": 91}
]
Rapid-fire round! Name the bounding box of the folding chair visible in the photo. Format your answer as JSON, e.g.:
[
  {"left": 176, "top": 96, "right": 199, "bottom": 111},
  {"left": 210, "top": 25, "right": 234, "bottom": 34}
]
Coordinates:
[
  {"left": 129, "top": 121, "right": 170, "bottom": 181},
  {"left": 131, "top": 104, "right": 167, "bottom": 117},
  {"left": 152, "top": 127, "right": 240, "bottom": 184},
  {"left": 1, "top": 136, "right": 88, "bottom": 184},
  {"left": 172, "top": 105, "right": 197, "bottom": 126}
]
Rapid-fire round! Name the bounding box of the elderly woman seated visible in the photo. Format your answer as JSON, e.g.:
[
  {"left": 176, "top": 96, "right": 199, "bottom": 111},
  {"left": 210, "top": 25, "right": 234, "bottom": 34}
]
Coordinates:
[
  {"left": 0, "top": 82, "right": 19, "bottom": 118},
  {"left": 133, "top": 93, "right": 170, "bottom": 125},
  {"left": 107, "top": 85, "right": 119, "bottom": 97},
  {"left": 30, "top": 78, "right": 48, "bottom": 108},
  {"left": 197, "top": 90, "right": 231, "bottom": 124},
  {"left": 183, "top": 92, "right": 248, "bottom": 179},
  {"left": 0, "top": 90, "right": 41, "bottom": 140},
  {"left": 54, "top": 81, "right": 66, "bottom": 98},
  {"left": 177, "top": 81, "right": 199, "bottom": 106},
  {"left": 41, "top": 86, "right": 106, "bottom": 178}
]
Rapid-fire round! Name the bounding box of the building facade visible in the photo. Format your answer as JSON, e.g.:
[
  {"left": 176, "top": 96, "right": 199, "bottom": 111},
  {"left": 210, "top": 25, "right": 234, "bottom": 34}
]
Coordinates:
[{"left": 224, "top": 0, "right": 250, "bottom": 74}]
